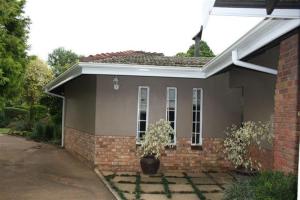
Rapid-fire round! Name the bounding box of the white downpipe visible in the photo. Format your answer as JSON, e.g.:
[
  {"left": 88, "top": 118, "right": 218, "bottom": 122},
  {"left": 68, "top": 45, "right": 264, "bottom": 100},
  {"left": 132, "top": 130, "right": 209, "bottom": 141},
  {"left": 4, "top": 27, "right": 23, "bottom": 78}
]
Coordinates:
[
  {"left": 45, "top": 90, "right": 65, "bottom": 148},
  {"left": 232, "top": 50, "right": 278, "bottom": 75}
]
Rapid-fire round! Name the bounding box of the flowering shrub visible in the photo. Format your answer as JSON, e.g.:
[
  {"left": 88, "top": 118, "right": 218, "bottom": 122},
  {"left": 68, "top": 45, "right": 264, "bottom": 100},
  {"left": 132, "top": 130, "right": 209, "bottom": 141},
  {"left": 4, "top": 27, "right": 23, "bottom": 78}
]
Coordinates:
[
  {"left": 223, "top": 121, "right": 272, "bottom": 171},
  {"left": 139, "top": 119, "right": 174, "bottom": 159}
]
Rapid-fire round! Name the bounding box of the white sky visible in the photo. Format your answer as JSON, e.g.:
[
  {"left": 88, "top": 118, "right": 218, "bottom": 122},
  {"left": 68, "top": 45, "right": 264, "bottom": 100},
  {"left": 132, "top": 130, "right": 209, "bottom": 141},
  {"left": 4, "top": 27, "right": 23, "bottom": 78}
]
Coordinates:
[{"left": 25, "top": 0, "right": 262, "bottom": 61}]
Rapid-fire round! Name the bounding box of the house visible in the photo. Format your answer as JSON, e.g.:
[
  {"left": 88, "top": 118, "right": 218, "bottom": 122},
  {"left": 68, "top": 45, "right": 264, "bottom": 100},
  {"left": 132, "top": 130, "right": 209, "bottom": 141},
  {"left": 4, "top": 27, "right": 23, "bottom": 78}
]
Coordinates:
[{"left": 45, "top": 16, "right": 299, "bottom": 172}]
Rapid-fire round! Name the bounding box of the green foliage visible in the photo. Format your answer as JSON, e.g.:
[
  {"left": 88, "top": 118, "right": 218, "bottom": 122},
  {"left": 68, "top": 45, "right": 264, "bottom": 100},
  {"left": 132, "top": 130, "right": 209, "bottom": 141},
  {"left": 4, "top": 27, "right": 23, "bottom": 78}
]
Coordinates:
[
  {"left": 30, "top": 105, "right": 48, "bottom": 123},
  {"left": 223, "top": 171, "right": 297, "bottom": 200},
  {"left": 40, "top": 95, "right": 62, "bottom": 124},
  {"left": 135, "top": 173, "right": 141, "bottom": 200},
  {"left": 162, "top": 175, "right": 171, "bottom": 198},
  {"left": 48, "top": 47, "right": 79, "bottom": 77},
  {"left": 24, "top": 57, "right": 53, "bottom": 105},
  {"left": 0, "top": 0, "right": 30, "bottom": 108},
  {"left": 0, "top": 110, "right": 8, "bottom": 127},
  {"left": 223, "top": 121, "right": 272, "bottom": 171},
  {"left": 176, "top": 41, "right": 215, "bottom": 57},
  {"left": 30, "top": 121, "right": 61, "bottom": 143},
  {"left": 253, "top": 171, "right": 297, "bottom": 200},
  {"left": 30, "top": 121, "right": 45, "bottom": 140},
  {"left": 223, "top": 180, "right": 254, "bottom": 200},
  {"left": 4, "top": 107, "right": 29, "bottom": 122}
]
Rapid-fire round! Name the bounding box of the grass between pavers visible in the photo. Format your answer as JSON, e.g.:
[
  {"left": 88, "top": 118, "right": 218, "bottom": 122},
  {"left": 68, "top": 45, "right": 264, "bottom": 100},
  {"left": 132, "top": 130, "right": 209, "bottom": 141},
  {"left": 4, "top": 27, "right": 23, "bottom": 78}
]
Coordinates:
[
  {"left": 104, "top": 171, "right": 230, "bottom": 200},
  {"left": 183, "top": 172, "right": 206, "bottom": 200}
]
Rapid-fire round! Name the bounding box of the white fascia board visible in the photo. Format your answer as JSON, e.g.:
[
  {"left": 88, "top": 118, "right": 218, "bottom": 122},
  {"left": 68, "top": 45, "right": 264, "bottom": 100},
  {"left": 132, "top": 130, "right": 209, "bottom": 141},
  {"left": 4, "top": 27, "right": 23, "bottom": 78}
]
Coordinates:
[
  {"left": 45, "top": 62, "right": 205, "bottom": 93},
  {"left": 81, "top": 63, "right": 205, "bottom": 79},
  {"left": 45, "top": 64, "right": 82, "bottom": 92},
  {"left": 211, "top": 8, "right": 300, "bottom": 18},
  {"left": 202, "top": 18, "right": 300, "bottom": 78}
]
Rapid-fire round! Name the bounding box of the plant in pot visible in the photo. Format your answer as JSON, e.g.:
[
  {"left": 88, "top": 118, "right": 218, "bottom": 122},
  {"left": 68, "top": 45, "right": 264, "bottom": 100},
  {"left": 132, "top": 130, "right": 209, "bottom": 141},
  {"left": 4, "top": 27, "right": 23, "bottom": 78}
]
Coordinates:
[
  {"left": 223, "top": 121, "right": 272, "bottom": 175},
  {"left": 139, "top": 119, "right": 174, "bottom": 175}
]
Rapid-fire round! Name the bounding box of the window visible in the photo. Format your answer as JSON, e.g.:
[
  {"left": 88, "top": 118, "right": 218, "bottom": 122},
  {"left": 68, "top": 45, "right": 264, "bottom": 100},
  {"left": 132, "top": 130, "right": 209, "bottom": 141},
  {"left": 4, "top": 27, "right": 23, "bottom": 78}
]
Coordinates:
[
  {"left": 166, "top": 87, "right": 177, "bottom": 144},
  {"left": 137, "top": 86, "right": 149, "bottom": 143},
  {"left": 191, "top": 88, "right": 203, "bottom": 146}
]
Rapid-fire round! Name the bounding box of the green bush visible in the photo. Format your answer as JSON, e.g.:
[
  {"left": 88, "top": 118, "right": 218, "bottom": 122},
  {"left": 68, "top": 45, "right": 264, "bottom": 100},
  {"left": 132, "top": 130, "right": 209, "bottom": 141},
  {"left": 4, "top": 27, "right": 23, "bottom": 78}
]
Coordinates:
[
  {"left": 31, "top": 122, "right": 45, "bottom": 140},
  {"left": 223, "top": 180, "right": 254, "bottom": 200},
  {"left": 253, "top": 171, "right": 297, "bottom": 200},
  {"left": 223, "top": 171, "right": 297, "bottom": 200},
  {"left": 0, "top": 110, "right": 8, "bottom": 127},
  {"left": 4, "top": 107, "right": 29, "bottom": 122},
  {"left": 30, "top": 105, "right": 48, "bottom": 122}
]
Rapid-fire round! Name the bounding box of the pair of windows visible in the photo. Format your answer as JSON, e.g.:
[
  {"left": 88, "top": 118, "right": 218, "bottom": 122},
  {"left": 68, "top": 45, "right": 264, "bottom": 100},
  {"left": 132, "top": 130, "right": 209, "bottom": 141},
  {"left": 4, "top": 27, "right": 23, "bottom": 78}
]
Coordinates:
[{"left": 137, "top": 87, "right": 202, "bottom": 146}]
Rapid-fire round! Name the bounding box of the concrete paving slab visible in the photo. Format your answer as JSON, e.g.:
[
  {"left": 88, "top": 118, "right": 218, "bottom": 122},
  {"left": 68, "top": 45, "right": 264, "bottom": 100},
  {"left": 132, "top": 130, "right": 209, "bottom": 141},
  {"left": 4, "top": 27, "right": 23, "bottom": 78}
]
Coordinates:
[
  {"left": 197, "top": 184, "right": 223, "bottom": 192},
  {"left": 124, "top": 193, "right": 136, "bottom": 200},
  {"left": 187, "top": 172, "right": 208, "bottom": 177},
  {"left": 102, "top": 171, "right": 114, "bottom": 176},
  {"left": 113, "top": 176, "right": 136, "bottom": 183},
  {"left": 115, "top": 183, "right": 136, "bottom": 193},
  {"left": 140, "top": 184, "right": 164, "bottom": 193},
  {"left": 140, "top": 194, "right": 168, "bottom": 200},
  {"left": 192, "top": 177, "right": 216, "bottom": 185},
  {"left": 166, "top": 177, "right": 189, "bottom": 184},
  {"left": 116, "top": 172, "right": 137, "bottom": 176},
  {"left": 171, "top": 194, "right": 199, "bottom": 200},
  {"left": 163, "top": 172, "right": 185, "bottom": 177},
  {"left": 204, "top": 192, "right": 224, "bottom": 200},
  {"left": 141, "top": 176, "right": 162, "bottom": 183},
  {"left": 169, "top": 184, "right": 194, "bottom": 192}
]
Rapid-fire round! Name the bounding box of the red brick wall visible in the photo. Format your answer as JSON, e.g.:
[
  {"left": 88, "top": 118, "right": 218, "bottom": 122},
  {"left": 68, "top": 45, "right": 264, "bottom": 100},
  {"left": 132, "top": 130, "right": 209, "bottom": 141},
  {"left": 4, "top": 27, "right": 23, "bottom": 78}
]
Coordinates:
[
  {"left": 64, "top": 127, "right": 95, "bottom": 166},
  {"left": 94, "top": 136, "right": 228, "bottom": 172},
  {"left": 273, "top": 31, "right": 299, "bottom": 173}
]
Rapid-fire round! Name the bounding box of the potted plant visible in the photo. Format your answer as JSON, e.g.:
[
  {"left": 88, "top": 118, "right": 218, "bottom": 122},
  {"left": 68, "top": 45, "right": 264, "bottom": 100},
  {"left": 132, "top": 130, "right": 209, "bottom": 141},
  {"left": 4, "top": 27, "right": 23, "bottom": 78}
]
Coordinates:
[
  {"left": 223, "top": 121, "right": 272, "bottom": 175},
  {"left": 139, "top": 119, "right": 174, "bottom": 175}
]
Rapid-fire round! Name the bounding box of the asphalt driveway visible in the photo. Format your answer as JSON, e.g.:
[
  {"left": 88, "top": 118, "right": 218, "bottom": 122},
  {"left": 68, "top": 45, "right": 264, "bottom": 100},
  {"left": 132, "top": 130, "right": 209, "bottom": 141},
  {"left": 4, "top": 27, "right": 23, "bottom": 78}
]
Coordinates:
[{"left": 0, "top": 134, "right": 115, "bottom": 200}]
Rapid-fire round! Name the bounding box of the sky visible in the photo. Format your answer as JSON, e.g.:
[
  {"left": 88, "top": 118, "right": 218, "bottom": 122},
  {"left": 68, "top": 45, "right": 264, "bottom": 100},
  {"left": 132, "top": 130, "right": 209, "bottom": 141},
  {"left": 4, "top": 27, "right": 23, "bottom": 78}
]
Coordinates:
[{"left": 25, "top": 0, "right": 262, "bottom": 61}]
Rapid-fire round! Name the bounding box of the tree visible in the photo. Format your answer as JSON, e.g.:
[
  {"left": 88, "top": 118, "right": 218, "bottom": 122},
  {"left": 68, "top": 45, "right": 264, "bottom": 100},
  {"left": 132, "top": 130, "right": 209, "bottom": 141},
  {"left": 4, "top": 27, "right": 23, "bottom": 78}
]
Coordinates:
[
  {"left": 24, "top": 57, "right": 53, "bottom": 105},
  {"left": 176, "top": 41, "right": 215, "bottom": 57},
  {"left": 0, "top": 0, "right": 30, "bottom": 108},
  {"left": 48, "top": 47, "right": 79, "bottom": 77}
]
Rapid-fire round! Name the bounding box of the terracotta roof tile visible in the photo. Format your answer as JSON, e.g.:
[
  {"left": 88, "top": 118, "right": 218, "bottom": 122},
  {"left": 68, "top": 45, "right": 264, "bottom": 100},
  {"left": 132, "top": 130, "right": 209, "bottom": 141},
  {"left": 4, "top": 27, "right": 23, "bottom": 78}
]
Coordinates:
[{"left": 80, "top": 50, "right": 213, "bottom": 67}]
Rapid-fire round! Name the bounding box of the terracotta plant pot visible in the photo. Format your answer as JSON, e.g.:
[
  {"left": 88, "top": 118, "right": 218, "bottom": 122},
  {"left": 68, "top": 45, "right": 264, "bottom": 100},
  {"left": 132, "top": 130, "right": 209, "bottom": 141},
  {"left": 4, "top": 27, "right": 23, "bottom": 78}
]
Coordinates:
[{"left": 140, "top": 155, "right": 160, "bottom": 175}]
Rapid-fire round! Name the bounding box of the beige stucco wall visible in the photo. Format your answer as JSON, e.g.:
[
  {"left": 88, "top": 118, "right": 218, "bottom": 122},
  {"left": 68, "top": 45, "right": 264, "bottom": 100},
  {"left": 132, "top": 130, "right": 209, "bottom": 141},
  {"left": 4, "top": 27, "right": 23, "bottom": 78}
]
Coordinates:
[
  {"left": 95, "top": 73, "right": 242, "bottom": 138},
  {"left": 64, "top": 75, "right": 96, "bottom": 134}
]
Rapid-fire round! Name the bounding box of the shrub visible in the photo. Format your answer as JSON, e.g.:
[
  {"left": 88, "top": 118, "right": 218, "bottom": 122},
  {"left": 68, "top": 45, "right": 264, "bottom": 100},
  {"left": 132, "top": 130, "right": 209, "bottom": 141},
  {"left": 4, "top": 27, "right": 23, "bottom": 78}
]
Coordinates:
[
  {"left": 223, "top": 180, "right": 254, "bottom": 200},
  {"left": 253, "top": 171, "right": 297, "bottom": 200},
  {"left": 31, "top": 121, "right": 45, "bottom": 140},
  {"left": 30, "top": 105, "right": 48, "bottom": 123},
  {"left": 44, "top": 124, "right": 54, "bottom": 141},
  {"left": 0, "top": 110, "right": 8, "bottom": 127},
  {"left": 4, "top": 107, "right": 29, "bottom": 122},
  {"left": 223, "top": 171, "right": 297, "bottom": 200},
  {"left": 139, "top": 119, "right": 174, "bottom": 159},
  {"left": 223, "top": 121, "right": 272, "bottom": 171}
]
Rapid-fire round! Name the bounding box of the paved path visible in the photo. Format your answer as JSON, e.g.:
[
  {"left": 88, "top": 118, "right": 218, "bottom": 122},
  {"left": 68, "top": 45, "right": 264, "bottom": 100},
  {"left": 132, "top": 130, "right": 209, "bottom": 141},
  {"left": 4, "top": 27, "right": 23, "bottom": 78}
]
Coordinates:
[{"left": 0, "top": 134, "right": 115, "bottom": 200}]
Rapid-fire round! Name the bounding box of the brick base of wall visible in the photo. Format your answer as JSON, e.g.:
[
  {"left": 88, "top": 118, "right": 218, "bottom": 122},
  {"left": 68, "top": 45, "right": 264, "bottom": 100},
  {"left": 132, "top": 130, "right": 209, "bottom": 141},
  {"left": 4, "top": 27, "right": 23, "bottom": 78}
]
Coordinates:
[
  {"left": 64, "top": 127, "right": 95, "bottom": 167},
  {"left": 249, "top": 146, "right": 273, "bottom": 170},
  {"left": 64, "top": 128, "right": 230, "bottom": 172}
]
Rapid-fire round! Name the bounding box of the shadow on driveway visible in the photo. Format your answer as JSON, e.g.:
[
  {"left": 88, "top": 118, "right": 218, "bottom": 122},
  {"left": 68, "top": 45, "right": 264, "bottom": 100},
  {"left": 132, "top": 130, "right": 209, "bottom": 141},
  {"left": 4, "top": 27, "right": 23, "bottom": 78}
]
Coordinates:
[{"left": 0, "top": 134, "right": 115, "bottom": 200}]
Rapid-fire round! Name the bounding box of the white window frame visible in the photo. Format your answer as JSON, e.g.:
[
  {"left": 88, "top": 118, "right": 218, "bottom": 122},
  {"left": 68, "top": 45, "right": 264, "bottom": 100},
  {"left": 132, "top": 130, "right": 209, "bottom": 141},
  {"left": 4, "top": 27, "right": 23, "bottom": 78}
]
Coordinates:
[
  {"left": 191, "top": 88, "right": 203, "bottom": 146},
  {"left": 166, "top": 87, "right": 177, "bottom": 145},
  {"left": 136, "top": 86, "right": 150, "bottom": 143}
]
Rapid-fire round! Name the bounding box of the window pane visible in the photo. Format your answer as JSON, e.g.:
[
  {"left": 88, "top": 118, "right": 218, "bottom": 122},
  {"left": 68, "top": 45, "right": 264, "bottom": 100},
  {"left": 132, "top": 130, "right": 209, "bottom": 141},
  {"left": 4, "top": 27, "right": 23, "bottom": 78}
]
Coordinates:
[
  {"left": 192, "top": 122, "right": 196, "bottom": 132},
  {"left": 141, "top": 88, "right": 148, "bottom": 101},
  {"left": 139, "top": 131, "right": 145, "bottom": 139},
  {"left": 169, "top": 100, "right": 176, "bottom": 109},
  {"left": 169, "top": 89, "right": 176, "bottom": 100},
  {"left": 196, "top": 111, "right": 200, "bottom": 121},
  {"left": 192, "top": 134, "right": 195, "bottom": 144},
  {"left": 196, "top": 133, "right": 200, "bottom": 144},
  {"left": 170, "top": 122, "right": 175, "bottom": 129},
  {"left": 193, "top": 112, "right": 196, "bottom": 121},
  {"left": 169, "top": 111, "right": 175, "bottom": 121},
  {"left": 139, "top": 121, "right": 146, "bottom": 132},
  {"left": 196, "top": 123, "right": 200, "bottom": 133},
  {"left": 140, "top": 111, "right": 146, "bottom": 120},
  {"left": 170, "top": 133, "right": 174, "bottom": 143}
]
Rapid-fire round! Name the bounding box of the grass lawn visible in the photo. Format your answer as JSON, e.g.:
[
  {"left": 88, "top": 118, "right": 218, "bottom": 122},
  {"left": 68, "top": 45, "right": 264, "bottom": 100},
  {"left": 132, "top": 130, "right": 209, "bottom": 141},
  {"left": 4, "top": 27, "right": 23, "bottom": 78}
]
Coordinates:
[{"left": 0, "top": 128, "right": 11, "bottom": 134}]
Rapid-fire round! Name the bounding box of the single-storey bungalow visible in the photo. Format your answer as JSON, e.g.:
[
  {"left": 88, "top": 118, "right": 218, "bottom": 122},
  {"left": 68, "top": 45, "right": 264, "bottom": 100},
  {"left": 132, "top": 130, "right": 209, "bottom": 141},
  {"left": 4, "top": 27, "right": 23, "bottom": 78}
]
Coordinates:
[{"left": 45, "top": 18, "right": 299, "bottom": 172}]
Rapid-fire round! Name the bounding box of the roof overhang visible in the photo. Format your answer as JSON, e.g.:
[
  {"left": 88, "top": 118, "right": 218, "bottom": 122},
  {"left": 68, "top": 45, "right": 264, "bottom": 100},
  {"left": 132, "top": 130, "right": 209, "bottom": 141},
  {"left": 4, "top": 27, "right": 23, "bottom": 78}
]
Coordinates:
[
  {"left": 45, "top": 63, "right": 206, "bottom": 93},
  {"left": 201, "top": 18, "right": 300, "bottom": 78}
]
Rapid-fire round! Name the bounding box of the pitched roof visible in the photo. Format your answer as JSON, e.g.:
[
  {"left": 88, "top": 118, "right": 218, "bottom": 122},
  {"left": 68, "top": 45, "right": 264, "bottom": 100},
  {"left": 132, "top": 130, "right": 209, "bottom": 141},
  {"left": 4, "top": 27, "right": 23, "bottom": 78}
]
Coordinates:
[{"left": 80, "top": 50, "right": 213, "bottom": 68}]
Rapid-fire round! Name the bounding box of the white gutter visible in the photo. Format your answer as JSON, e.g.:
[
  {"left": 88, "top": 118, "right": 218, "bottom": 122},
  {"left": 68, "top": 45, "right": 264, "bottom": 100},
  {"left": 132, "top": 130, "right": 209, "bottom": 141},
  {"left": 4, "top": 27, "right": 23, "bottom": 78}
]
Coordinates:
[
  {"left": 232, "top": 50, "right": 278, "bottom": 75},
  {"left": 45, "top": 90, "right": 65, "bottom": 148}
]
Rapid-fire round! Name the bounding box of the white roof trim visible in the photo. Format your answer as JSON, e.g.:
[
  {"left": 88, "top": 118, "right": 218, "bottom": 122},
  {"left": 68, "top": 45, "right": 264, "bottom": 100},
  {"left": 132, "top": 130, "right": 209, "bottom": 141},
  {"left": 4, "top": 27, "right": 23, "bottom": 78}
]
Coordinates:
[
  {"left": 45, "top": 62, "right": 205, "bottom": 92},
  {"left": 45, "top": 18, "right": 300, "bottom": 93},
  {"left": 211, "top": 8, "right": 300, "bottom": 18},
  {"left": 202, "top": 18, "right": 300, "bottom": 78}
]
